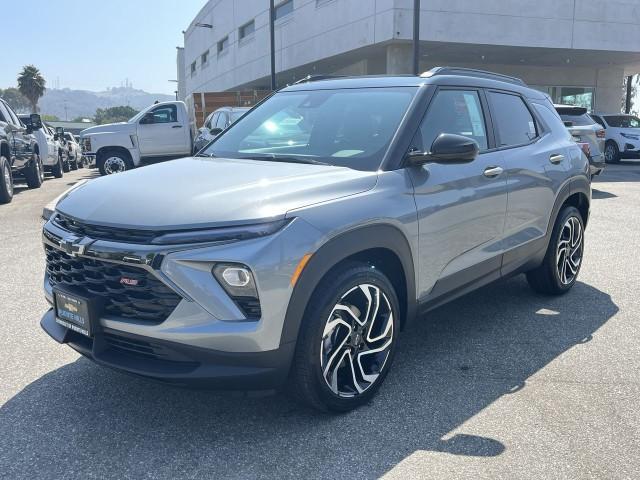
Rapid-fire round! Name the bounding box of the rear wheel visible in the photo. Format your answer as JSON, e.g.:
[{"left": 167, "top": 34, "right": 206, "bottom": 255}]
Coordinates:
[
  {"left": 289, "top": 263, "right": 400, "bottom": 412},
  {"left": 24, "top": 153, "right": 44, "bottom": 188},
  {"left": 0, "top": 155, "right": 13, "bottom": 204},
  {"left": 526, "top": 206, "right": 584, "bottom": 295},
  {"left": 604, "top": 141, "right": 620, "bottom": 164}
]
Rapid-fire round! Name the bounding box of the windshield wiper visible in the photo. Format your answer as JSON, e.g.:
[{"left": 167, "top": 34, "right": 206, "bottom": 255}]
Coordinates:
[
  {"left": 238, "top": 154, "right": 330, "bottom": 166},
  {"left": 195, "top": 152, "right": 215, "bottom": 157}
]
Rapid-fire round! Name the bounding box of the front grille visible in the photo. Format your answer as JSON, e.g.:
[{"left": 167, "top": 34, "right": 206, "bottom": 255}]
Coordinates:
[
  {"left": 53, "top": 213, "right": 159, "bottom": 244},
  {"left": 45, "top": 244, "right": 181, "bottom": 323}
]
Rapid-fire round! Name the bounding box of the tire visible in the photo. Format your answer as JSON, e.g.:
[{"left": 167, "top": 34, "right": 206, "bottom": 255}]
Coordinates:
[
  {"left": 24, "top": 153, "right": 44, "bottom": 189},
  {"left": 97, "top": 150, "right": 133, "bottom": 175},
  {"left": 526, "top": 206, "right": 584, "bottom": 295},
  {"left": 0, "top": 155, "right": 13, "bottom": 204},
  {"left": 604, "top": 141, "right": 620, "bottom": 164},
  {"left": 51, "top": 153, "right": 64, "bottom": 178},
  {"left": 70, "top": 156, "right": 78, "bottom": 171},
  {"left": 289, "top": 262, "right": 400, "bottom": 412}
]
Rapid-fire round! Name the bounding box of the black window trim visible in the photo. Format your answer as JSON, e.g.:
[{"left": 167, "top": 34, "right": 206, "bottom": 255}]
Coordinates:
[{"left": 485, "top": 88, "right": 544, "bottom": 152}]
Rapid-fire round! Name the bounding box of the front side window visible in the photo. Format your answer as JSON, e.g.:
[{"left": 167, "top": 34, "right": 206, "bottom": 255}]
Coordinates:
[
  {"left": 603, "top": 115, "right": 640, "bottom": 128},
  {"left": 144, "top": 105, "right": 178, "bottom": 124},
  {"left": 215, "top": 112, "right": 228, "bottom": 129},
  {"left": 489, "top": 92, "right": 538, "bottom": 147},
  {"left": 202, "top": 87, "right": 416, "bottom": 171},
  {"left": 416, "top": 89, "right": 488, "bottom": 151}
]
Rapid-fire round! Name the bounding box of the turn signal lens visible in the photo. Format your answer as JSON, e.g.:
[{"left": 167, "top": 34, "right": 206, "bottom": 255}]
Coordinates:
[{"left": 291, "top": 253, "right": 312, "bottom": 286}]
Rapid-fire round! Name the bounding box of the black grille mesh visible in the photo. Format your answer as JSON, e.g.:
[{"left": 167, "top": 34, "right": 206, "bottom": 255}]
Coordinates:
[{"left": 46, "top": 244, "right": 181, "bottom": 322}]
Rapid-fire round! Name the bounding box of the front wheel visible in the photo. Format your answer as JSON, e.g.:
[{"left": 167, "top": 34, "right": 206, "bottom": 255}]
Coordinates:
[
  {"left": 24, "top": 153, "right": 44, "bottom": 188},
  {"left": 51, "top": 153, "right": 64, "bottom": 178},
  {"left": 98, "top": 151, "right": 133, "bottom": 175},
  {"left": 289, "top": 263, "right": 400, "bottom": 412},
  {"left": 526, "top": 206, "right": 584, "bottom": 295}
]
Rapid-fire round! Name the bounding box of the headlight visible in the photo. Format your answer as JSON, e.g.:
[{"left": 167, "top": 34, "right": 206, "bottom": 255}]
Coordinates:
[
  {"left": 150, "top": 219, "right": 291, "bottom": 245},
  {"left": 620, "top": 133, "right": 639, "bottom": 140}
]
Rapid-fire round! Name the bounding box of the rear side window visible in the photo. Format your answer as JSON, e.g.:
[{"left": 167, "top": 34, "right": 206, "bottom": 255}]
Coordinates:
[
  {"left": 417, "top": 89, "right": 488, "bottom": 151},
  {"left": 489, "top": 92, "right": 537, "bottom": 147}
]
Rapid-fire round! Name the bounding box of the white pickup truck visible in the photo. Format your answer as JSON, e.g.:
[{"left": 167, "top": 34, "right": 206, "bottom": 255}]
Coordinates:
[{"left": 80, "top": 101, "right": 193, "bottom": 175}]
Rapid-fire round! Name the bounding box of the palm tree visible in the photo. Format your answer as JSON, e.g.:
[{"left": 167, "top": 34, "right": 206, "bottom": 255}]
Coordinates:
[{"left": 17, "top": 65, "right": 46, "bottom": 113}]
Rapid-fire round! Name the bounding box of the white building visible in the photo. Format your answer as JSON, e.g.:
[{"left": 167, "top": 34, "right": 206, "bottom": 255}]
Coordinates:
[{"left": 180, "top": 0, "right": 640, "bottom": 113}]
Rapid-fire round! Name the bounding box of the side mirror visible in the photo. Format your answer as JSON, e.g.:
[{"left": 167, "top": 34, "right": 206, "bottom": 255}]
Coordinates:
[
  {"left": 53, "top": 134, "right": 59, "bottom": 141},
  {"left": 140, "top": 112, "right": 155, "bottom": 124},
  {"left": 209, "top": 127, "right": 223, "bottom": 136},
  {"left": 406, "top": 133, "right": 479, "bottom": 166},
  {"left": 30, "top": 113, "right": 43, "bottom": 129},
  {"left": 563, "top": 121, "right": 574, "bottom": 127},
  {"left": 56, "top": 127, "right": 64, "bottom": 136}
]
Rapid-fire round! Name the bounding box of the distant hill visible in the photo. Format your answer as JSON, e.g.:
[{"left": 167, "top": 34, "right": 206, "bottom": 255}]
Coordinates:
[{"left": 37, "top": 87, "right": 174, "bottom": 119}]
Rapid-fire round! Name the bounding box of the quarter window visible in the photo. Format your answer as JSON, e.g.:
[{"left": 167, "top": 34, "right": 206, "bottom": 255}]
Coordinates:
[
  {"left": 416, "top": 90, "right": 488, "bottom": 151},
  {"left": 489, "top": 92, "right": 538, "bottom": 147}
]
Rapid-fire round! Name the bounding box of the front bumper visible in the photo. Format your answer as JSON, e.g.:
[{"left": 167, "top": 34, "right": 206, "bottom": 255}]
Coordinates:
[{"left": 41, "top": 309, "right": 294, "bottom": 388}]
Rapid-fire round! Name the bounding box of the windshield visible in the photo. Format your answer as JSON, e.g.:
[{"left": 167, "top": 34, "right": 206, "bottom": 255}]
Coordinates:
[
  {"left": 128, "top": 110, "right": 146, "bottom": 123},
  {"left": 202, "top": 87, "right": 416, "bottom": 171},
  {"left": 604, "top": 115, "right": 640, "bottom": 128}
]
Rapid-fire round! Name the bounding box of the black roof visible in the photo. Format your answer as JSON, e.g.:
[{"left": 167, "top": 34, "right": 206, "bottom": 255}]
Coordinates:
[{"left": 281, "top": 67, "right": 546, "bottom": 99}]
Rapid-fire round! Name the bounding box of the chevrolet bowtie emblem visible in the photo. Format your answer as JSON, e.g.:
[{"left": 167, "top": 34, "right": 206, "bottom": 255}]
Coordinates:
[{"left": 59, "top": 235, "right": 90, "bottom": 257}]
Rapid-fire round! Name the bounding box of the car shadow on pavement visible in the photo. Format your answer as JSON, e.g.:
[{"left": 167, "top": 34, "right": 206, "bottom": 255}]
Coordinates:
[
  {"left": 591, "top": 188, "right": 617, "bottom": 199},
  {"left": 0, "top": 276, "right": 617, "bottom": 479}
]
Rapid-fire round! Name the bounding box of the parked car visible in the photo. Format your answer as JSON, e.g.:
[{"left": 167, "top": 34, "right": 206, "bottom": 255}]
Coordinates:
[
  {"left": 62, "top": 131, "right": 82, "bottom": 170},
  {"left": 590, "top": 113, "right": 640, "bottom": 163},
  {"left": 554, "top": 105, "right": 605, "bottom": 177},
  {"left": 40, "top": 68, "right": 590, "bottom": 411},
  {"left": 0, "top": 99, "right": 44, "bottom": 203},
  {"left": 193, "top": 106, "right": 249, "bottom": 152},
  {"left": 19, "top": 115, "right": 65, "bottom": 178},
  {"left": 80, "top": 101, "right": 193, "bottom": 175}
]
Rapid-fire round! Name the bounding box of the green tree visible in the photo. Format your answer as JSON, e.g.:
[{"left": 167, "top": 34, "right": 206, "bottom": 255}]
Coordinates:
[
  {"left": 41, "top": 114, "right": 60, "bottom": 122},
  {"left": 94, "top": 105, "right": 138, "bottom": 124},
  {"left": 17, "top": 65, "right": 46, "bottom": 113},
  {"left": 0, "top": 87, "right": 30, "bottom": 113}
]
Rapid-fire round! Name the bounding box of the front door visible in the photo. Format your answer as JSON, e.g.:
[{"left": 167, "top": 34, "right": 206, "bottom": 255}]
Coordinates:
[
  {"left": 137, "top": 104, "right": 185, "bottom": 156},
  {"left": 408, "top": 88, "right": 508, "bottom": 299}
]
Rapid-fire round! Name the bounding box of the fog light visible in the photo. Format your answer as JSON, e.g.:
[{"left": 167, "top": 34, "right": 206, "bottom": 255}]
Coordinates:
[{"left": 222, "top": 267, "right": 251, "bottom": 287}]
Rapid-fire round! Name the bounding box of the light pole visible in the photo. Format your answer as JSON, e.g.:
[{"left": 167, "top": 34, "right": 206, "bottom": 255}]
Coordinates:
[
  {"left": 412, "top": 0, "right": 420, "bottom": 75},
  {"left": 270, "top": 0, "right": 276, "bottom": 90},
  {"left": 168, "top": 80, "right": 178, "bottom": 101}
]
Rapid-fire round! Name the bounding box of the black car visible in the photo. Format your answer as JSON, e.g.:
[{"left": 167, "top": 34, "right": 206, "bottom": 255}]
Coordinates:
[{"left": 0, "top": 98, "right": 45, "bottom": 203}]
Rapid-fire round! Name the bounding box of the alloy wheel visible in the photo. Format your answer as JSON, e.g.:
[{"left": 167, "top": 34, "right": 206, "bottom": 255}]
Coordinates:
[
  {"left": 3, "top": 163, "right": 12, "bottom": 196},
  {"left": 320, "top": 284, "right": 394, "bottom": 397},
  {"left": 604, "top": 145, "right": 615, "bottom": 162},
  {"left": 104, "top": 156, "right": 126, "bottom": 174},
  {"left": 36, "top": 156, "right": 44, "bottom": 181},
  {"left": 556, "top": 216, "right": 583, "bottom": 285}
]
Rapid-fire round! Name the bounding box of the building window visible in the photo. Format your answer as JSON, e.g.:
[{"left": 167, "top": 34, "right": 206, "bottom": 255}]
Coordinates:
[
  {"left": 531, "top": 86, "right": 596, "bottom": 111},
  {"left": 190, "top": 61, "right": 196, "bottom": 77},
  {"left": 274, "top": 0, "right": 293, "bottom": 20},
  {"left": 201, "top": 50, "right": 209, "bottom": 66},
  {"left": 217, "top": 36, "right": 229, "bottom": 55},
  {"left": 239, "top": 20, "right": 255, "bottom": 40}
]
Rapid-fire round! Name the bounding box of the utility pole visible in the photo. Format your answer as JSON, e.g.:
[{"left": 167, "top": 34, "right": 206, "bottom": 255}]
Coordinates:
[
  {"left": 625, "top": 75, "right": 633, "bottom": 114},
  {"left": 412, "top": 0, "right": 420, "bottom": 75},
  {"left": 270, "top": 0, "right": 276, "bottom": 90}
]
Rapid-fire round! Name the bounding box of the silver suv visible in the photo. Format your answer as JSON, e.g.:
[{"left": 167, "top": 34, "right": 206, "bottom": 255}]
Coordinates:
[{"left": 40, "top": 68, "right": 590, "bottom": 412}]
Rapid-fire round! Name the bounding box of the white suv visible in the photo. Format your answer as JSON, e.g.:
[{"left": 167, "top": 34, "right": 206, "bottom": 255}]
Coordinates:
[{"left": 590, "top": 113, "right": 640, "bottom": 163}]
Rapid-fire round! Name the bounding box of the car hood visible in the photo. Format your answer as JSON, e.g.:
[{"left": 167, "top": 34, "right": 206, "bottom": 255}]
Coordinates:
[
  {"left": 80, "top": 122, "right": 134, "bottom": 136},
  {"left": 56, "top": 157, "right": 378, "bottom": 229},
  {"left": 612, "top": 127, "right": 640, "bottom": 135}
]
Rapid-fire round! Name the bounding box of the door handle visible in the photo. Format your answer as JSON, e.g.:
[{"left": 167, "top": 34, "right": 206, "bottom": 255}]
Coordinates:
[
  {"left": 172, "top": 125, "right": 183, "bottom": 129},
  {"left": 549, "top": 153, "right": 564, "bottom": 164},
  {"left": 483, "top": 166, "right": 504, "bottom": 178}
]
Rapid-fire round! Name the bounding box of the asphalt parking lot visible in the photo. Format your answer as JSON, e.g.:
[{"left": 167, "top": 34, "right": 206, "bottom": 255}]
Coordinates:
[{"left": 1, "top": 164, "right": 639, "bottom": 479}]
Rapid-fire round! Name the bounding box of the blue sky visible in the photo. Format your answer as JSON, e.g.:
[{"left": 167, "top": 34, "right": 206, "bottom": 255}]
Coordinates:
[{"left": 1, "top": 0, "right": 204, "bottom": 94}]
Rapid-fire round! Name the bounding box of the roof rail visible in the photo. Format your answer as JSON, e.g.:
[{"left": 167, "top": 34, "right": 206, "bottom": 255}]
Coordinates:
[
  {"left": 291, "top": 74, "right": 345, "bottom": 85},
  {"left": 421, "top": 67, "right": 526, "bottom": 86}
]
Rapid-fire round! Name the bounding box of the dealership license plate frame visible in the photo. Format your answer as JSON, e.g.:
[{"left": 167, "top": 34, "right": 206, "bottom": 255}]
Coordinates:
[{"left": 53, "top": 287, "right": 102, "bottom": 338}]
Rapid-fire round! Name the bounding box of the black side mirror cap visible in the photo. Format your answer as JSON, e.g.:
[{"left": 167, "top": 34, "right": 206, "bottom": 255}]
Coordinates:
[
  {"left": 30, "top": 113, "right": 43, "bottom": 129},
  {"left": 406, "top": 133, "right": 479, "bottom": 166},
  {"left": 140, "top": 112, "right": 155, "bottom": 124},
  {"left": 209, "top": 127, "right": 223, "bottom": 136}
]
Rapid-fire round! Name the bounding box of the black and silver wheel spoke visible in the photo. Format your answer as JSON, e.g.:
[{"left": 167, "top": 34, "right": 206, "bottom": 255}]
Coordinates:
[
  {"left": 556, "top": 216, "right": 583, "bottom": 285},
  {"left": 320, "top": 283, "right": 394, "bottom": 397}
]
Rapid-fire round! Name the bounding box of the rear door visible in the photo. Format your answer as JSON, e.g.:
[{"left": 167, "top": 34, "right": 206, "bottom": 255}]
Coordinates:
[
  {"left": 486, "top": 91, "right": 569, "bottom": 270},
  {"left": 409, "top": 88, "right": 508, "bottom": 295},
  {"left": 137, "top": 104, "right": 185, "bottom": 156}
]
